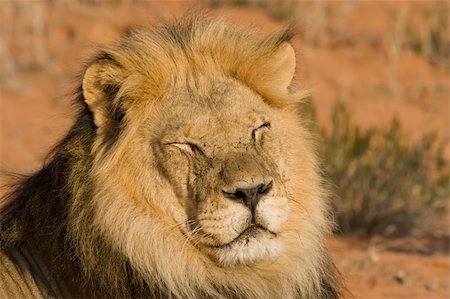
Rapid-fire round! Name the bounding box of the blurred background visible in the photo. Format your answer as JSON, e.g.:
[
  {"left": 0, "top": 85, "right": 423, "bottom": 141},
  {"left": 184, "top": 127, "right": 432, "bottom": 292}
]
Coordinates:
[{"left": 0, "top": 1, "right": 448, "bottom": 298}]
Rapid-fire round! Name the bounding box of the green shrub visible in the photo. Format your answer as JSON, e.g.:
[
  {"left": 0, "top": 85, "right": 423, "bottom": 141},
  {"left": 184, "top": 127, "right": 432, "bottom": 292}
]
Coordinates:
[{"left": 320, "top": 101, "right": 449, "bottom": 237}]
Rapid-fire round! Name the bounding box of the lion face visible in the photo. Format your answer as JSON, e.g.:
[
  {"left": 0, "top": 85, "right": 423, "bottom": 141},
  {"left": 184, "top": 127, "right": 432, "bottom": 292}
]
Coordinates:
[{"left": 151, "top": 78, "right": 291, "bottom": 266}]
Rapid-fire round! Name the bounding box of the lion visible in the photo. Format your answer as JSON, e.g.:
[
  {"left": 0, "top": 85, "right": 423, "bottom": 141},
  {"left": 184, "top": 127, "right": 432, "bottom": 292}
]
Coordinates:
[{"left": 0, "top": 17, "right": 341, "bottom": 298}]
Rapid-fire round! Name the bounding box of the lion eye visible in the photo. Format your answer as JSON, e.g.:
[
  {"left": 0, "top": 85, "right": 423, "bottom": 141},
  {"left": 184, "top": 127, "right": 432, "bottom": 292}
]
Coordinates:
[
  {"left": 258, "top": 122, "right": 271, "bottom": 130},
  {"left": 252, "top": 122, "right": 271, "bottom": 141},
  {"left": 166, "top": 142, "right": 205, "bottom": 156},
  {"left": 169, "top": 142, "right": 194, "bottom": 152}
]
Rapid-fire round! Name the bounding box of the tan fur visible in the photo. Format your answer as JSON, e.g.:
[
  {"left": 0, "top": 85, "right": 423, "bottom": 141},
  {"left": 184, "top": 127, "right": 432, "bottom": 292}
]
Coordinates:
[{"left": 1, "top": 16, "right": 340, "bottom": 298}]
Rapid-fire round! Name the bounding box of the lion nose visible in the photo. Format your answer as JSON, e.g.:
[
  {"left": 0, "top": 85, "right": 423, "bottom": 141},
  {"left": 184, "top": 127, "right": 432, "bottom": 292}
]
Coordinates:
[{"left": 223, "top": 181, "right": 273, "bottom": 213}]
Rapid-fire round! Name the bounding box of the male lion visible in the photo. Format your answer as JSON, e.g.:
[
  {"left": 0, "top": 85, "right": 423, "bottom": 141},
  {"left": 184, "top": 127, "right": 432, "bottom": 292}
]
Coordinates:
[{"left": 0, "top": 17, "right": 341, "bottom": 298}]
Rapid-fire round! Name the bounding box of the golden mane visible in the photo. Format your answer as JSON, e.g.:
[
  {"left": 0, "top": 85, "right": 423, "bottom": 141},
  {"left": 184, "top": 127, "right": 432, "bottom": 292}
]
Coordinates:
[{"left": 90, "top": 16, "right": 306, "bottom": 109}]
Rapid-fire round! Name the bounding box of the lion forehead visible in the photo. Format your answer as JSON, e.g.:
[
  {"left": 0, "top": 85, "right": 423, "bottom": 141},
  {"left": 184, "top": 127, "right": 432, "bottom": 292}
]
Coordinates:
[{"left": 142, "top": 83, "right": 279, "bottom": 171}]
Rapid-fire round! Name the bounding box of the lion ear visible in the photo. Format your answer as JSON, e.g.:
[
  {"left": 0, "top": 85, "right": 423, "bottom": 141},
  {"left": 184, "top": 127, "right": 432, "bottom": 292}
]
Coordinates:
[
  {"left": 244, "top": 41, "right": 298, "bottom": 107},
  {"left": 268, "top": 42, "right": 296, "bottom": 91},
  {"left": 82, "top": 59, "right": 125, "bottom": 132}
]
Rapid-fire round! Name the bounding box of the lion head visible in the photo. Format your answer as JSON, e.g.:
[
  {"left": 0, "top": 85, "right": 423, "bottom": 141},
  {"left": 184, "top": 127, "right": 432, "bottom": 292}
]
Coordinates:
[{"left": 1, "top": 17, "right": 340, "bottom": 299}]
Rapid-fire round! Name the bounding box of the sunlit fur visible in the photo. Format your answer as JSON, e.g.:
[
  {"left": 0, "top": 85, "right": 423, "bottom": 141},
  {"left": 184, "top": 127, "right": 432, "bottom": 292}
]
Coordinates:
[{"left": 0, "top": 16, "right": 341, "bottom": 298}]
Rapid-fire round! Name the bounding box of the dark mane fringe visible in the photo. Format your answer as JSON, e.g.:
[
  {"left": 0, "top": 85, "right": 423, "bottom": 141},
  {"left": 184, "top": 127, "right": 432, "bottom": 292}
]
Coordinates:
[
  {"left": 0, "top": 153, "right": 70, "bottom": 246},
  {"left": 0, "top": 97, "right": 94, "bottom": 248}
]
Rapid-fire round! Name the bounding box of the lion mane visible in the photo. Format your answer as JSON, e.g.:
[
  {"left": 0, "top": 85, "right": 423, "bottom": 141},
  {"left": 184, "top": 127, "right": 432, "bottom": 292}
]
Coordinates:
[{"left": 0, "top": 17, "right": 341, "bottom": 298}]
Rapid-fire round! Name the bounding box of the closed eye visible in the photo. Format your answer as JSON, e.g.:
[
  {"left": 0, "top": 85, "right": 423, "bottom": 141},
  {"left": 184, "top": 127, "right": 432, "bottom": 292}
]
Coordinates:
[
  {"left": 252, "top": 122, "right": 271, "bottom": 140},
  {"left": 164, "top": 141, "right": 206, "bottom": 156},
  {"left": 257, "top": 122, "right": 271, "bottom": 130}
]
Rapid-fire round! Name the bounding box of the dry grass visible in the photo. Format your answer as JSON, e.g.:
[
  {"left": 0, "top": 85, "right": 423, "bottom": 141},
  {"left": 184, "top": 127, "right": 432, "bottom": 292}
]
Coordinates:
[
  {"left": 401, "top": 1, "right": 449, "bottom": 70},
  {"left": 321, "top": 101, "right": 448, "bottom": 237}
]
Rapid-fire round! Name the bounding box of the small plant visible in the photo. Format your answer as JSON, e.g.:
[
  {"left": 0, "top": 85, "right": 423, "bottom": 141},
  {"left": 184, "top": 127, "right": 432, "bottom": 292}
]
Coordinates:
[
  {"left": 403, "top": 1, "right": 450, "bottom": 71},
  {"left": 321, "top": 101, "right": 449, "bottom": 237}
]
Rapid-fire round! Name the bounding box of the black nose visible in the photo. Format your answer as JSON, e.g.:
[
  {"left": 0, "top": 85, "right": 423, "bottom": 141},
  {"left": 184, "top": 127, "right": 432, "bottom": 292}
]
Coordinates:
[{"left": 223, "top": 181, "right": 273, "bottom": 213}]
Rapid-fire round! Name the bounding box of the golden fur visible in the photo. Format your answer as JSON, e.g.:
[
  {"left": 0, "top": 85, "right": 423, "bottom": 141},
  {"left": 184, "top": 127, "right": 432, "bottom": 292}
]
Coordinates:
[{"left": 0, "top": 16, "right": 340, "bottom": 298}]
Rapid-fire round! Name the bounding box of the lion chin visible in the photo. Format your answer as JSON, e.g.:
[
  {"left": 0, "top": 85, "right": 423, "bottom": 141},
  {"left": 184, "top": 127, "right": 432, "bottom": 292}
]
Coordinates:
[{"left": 204, "top": 225, "right": 283, "bottom": 266}]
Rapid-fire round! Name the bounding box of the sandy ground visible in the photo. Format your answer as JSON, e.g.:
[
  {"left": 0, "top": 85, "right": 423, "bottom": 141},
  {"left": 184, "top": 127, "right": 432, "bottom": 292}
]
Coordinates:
[{"left": 1, "top": 2, "right": 449, "bottom": 298}]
